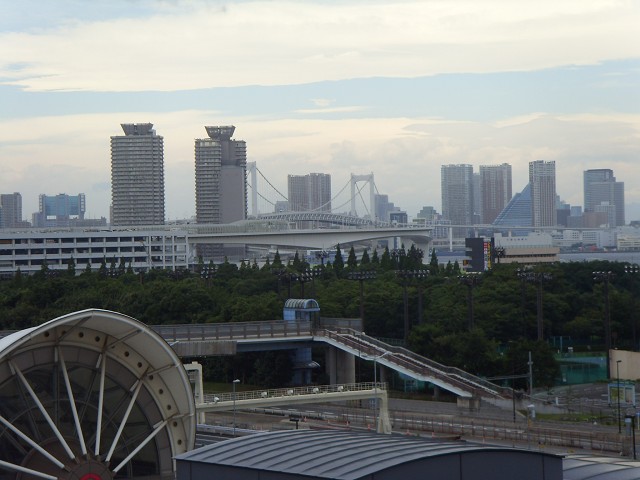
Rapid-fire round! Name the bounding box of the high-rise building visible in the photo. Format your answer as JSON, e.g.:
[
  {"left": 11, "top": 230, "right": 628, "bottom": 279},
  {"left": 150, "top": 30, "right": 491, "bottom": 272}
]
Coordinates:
[
  {"left": 32, "top": 193, "right": 86, "bottom": 227},
  {"left": 441, "top": 164, "right": 474, "bottom": 237},
  {"left": 110, "top": 123, "right": 165, "bottom": 226},
  {"left": 583, "top": 169, "right": 625, "bottom": 227},
  {"left": 529, "top": 160, "right": 556, "bottom": 227},
  {"left": 479, "top": 164, "right": 512, "bottom": 224},
  {"left": 0, "top": 192, "right": 22, "bottom": 229},
  {"left": 287, "top": 173, "right": 331, "bottom": 229},
  {"left": 195, "top": 125, "right": 247, "bottom": 259},
  {"left": 287, "top": 173, "right": 331, "bottom": 213},
  {"left": 375, "top": 194, "right": 399, "bottom": 223}
]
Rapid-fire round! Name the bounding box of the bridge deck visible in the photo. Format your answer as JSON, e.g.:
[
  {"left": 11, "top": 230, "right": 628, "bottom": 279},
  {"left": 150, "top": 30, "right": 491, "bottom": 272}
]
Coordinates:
[{"left": 152, "top": 321, "right": 508, "bottom": 400}]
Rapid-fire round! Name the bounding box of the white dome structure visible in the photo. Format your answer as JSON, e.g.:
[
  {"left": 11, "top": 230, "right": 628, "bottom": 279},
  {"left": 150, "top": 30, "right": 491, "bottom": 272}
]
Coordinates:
[{"left": 0, "top": 309, "right": 195, "bottom": 479}]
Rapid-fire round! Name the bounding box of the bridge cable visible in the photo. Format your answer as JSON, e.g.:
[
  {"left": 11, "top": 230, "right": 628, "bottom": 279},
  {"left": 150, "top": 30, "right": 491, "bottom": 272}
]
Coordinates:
[
  {"left": 246, "top": 182, "right": 276, "bottom": 207},
  {"left": 256, "top": 167, "right": 288, "bottom": 201}
]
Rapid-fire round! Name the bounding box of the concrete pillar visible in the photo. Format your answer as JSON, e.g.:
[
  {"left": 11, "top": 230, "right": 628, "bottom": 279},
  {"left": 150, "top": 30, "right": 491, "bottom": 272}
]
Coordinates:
[
  {"left": 325, "top": 346, "right": 355, "bottom": 385},
  {"left": 379, "top": 365, "right": 387, "bottom": 385},
  {"left": 433, "top": 384, "right": 440, "bottom": 401}
]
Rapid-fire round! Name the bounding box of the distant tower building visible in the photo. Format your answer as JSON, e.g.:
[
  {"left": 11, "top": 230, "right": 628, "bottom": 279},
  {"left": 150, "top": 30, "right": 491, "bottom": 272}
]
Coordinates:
[
  {"left": 479, "top": 164, "right": 512, "bottom": 224},
  {"left": 0, "top": 192, "right": 22, "bottom": 228},
  {"left": 287, "top": 173, "right": 331, "bottom": 228},
  {"left": 473, "top": 172, "right": 481, "bottom": 224},
  {"left": 33, "top": 193, "right": 86, "bottom": 227},
  {"left": 441, "top": 164, "right": 474, "bottom": 237},
  {"left": 375, "top": 194, "right": 398, "bottom": 223},
  {"left": 110, "top": 123, "right": 165, "bottom": 226},
  {"left": 195, "top": 125, "right": 247, "bottom": 259},
  {"left": 287, "top": 173, "right": 331, "bottom": 212},
  {"left": 529, "top": 160, "right": 556, "bottom": 227},
  {"left": 583, "top": 169, "right": 624, "bottom": 227}
]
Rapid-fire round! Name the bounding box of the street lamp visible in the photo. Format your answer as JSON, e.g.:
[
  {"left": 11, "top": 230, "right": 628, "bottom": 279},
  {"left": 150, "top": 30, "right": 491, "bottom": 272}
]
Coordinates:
[
  {"left": 593, "top": 271, "right": 615, "bottom": 378},
  {"left": 396, "top": 269, "right": 429, "bottom": 343},
  {"left": 289, "top": 269, "right": 321, "bottom": 298},
  {"left": 617, "top": 360, "right": 622, "bottom": 434},
  {"left": 232, "top": 379, "right": 240, "bottom": 436},
  {"left": 517, "top": 269, "right": 552, "bottom": 341},
  {"left": 458, "top": 274, "right": 481, "bottom": 330},
  {"left": 348, "top": 270, "right": 377, "bottom": 328},
  {"left": 625, "top": 264, "right": 639, "bottom": 349}
]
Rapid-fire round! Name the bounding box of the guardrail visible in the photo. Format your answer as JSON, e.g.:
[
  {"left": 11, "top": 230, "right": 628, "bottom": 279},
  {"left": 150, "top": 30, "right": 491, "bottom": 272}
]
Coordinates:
[
  {"left": 202, "top": 382, "right": 385, "bottom": 404},
  {"left": 318, "top": 328, "right": 506, "bottom": 398},
  {"left": 153, "top": 320, "right": 314, "bottom": 342}
]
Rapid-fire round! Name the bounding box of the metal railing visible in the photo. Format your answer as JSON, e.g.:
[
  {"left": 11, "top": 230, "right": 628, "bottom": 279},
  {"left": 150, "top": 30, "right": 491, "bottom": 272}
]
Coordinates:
[
  {"left": 153, "top": 320, "right": 314, "bottom": 342},
  {"left": 202, "top": 382, "right": 385, "bottom": 405},
  {"left": 319, "top": 328, "right": 506, "bottom": 398}
]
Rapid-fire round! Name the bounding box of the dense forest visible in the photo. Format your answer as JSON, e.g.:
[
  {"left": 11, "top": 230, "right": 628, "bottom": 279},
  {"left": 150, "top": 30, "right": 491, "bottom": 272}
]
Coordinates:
[{"left": 1, "top": 245, "right": 638, "bottom": 388}]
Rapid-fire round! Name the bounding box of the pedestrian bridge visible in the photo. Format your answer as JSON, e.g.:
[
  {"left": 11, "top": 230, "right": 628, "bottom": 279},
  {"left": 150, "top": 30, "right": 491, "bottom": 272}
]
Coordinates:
[
  {"left": 153, "top": 320, "right": 508, "bottom": 401},
  {"left": 196, "top": 382, "right": 392, "bottom": 434}
]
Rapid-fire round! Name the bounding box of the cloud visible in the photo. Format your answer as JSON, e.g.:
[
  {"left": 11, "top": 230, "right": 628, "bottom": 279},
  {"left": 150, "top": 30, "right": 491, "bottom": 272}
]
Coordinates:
[
  {"left": 0, "top": 0, "right": 638, "bottom": 92},
  {"left": 295, "top": 106, "right": 366, "bottom": 114}
]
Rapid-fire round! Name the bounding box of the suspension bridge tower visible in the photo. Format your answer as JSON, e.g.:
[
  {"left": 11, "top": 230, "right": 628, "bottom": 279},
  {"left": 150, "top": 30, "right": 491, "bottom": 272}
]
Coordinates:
[
  {"left": 350, "top": 173, "right": 376, "bottom": 220},
  {"left": 247, "top": 161, "right": 258, "bottom": 216}
]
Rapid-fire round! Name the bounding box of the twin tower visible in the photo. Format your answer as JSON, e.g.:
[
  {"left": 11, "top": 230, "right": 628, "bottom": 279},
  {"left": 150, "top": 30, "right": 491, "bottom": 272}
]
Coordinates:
[{"left": 110, "top": 124, "right": 247, "bottom": 231}]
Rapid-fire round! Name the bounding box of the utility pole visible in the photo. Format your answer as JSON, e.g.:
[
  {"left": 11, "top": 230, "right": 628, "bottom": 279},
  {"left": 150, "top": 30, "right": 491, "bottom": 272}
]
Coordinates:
[{"left": 528, "top": 351, "right": 533, "bottom": 397}]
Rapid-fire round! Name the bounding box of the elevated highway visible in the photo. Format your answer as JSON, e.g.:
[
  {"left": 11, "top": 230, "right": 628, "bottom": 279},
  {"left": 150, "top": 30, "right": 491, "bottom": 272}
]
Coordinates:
[{"left": 187, "top": 224, "right": 431, "bottom": 250}]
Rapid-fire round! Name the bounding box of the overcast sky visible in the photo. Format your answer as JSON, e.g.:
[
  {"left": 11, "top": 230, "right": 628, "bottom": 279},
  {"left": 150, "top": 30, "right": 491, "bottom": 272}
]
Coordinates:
[{"left": 1, "top": 0, "right": 638, "bottom": 222}]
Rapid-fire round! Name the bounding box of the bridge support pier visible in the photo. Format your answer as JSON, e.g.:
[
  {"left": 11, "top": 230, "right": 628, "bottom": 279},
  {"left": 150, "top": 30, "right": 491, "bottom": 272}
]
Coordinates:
[
  {"left": 378, "top": 392, "right": 392, "bottom": 434},
  {"left": 325, "top": 346, "right": 355, "bottom": 385},
  {"left": 457, "top": 396, "right": 481, "bottom": 411}
]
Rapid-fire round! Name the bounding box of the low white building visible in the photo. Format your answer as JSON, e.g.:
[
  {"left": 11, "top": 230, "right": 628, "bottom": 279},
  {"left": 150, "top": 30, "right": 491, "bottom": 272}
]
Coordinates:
[
  {"left": 0, "top": 226, "right": 190, "bottom": 276},
  {"left": 493, "top": 232, "right": 559, "bottom": 264}
]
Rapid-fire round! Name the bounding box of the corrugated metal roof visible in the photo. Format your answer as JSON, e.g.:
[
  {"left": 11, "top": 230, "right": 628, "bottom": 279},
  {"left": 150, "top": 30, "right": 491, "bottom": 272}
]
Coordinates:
[
  {"left": 284, "top": 299, "right": 320, "bottom": 310},
  {"left": 563, "top": 455, "right": 640, "bottom": 480},
  {"left": 176, "top": 430, "right": 554, "bottom": 480}
]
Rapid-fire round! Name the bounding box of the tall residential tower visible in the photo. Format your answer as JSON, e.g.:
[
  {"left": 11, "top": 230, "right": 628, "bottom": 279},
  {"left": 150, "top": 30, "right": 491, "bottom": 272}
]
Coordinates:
[
  {"left": 110, "top": 123, "right": 165, "bottom": 226},
  {"left": 441, "top": 164, "right": 474, "bottom": 237},
  {"left": 287, "top": 173, "right": 331, "bottom": 213},
  {"left": 287, "top": 173, "right": 331, "bottom": 228},
  {"left": 583, "top": 169, "right": 624, "bottom": 227},
  {"left": 0, "top": 193, "right": 22, "bottom": 228},
  {"left": 479, "top": 164, "right": 512, "bottom": 224},
  {"left": 529, "top": 160, "right": 556, "bottom": 227},
  {"left": 195, "top": 125, "right": 247, "bottom": 259}
]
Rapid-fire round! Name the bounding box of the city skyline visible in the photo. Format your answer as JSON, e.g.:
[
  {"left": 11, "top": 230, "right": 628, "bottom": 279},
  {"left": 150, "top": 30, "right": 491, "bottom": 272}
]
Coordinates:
[{"left": 0, "top": 1, "right": 638, "bottom": 221}]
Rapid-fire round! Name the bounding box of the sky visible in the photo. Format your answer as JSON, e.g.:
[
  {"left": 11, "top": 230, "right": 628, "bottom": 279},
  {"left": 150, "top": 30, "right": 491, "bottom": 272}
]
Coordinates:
[{"left": 0, "top": 0, "right": 639, "bottom": 222}]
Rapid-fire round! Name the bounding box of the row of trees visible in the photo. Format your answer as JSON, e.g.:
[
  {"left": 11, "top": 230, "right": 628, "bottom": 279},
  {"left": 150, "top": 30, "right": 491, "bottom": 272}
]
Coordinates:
[{"left": 1, "top": 248, "right": 638, "bottom": 387}]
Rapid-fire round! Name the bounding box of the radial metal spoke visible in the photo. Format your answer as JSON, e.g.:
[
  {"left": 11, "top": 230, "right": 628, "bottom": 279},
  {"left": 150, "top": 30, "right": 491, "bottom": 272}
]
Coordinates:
[
  {"left": 95, "top": 352, "right": 107, "bottom": 456},
  {"left": 9, "top": 361, "right": 76, "bottom": 460},
  {"left": 112, "top": 419, "right": 168, "bottom": 474},
  {"left": 57, "top": 347, "right": 88, "bottom": 456},
  {"left": 105, "top": 375, "right": 145, "bottom": 462},
  {"left": 0, "top": 459, "right": 58, "bottom": 480},
  {"left": 0, "top": 414, "right": 65, "bottom": 469}
]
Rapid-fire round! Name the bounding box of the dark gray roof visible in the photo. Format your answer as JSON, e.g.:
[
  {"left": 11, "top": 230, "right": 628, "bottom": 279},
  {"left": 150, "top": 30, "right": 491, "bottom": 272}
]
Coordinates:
[
  {"left": 176, "top": 430, "right": 556, "bottom": 480},
  {"left": 563, "top": 455, "right": 640, "bottom": 480}
]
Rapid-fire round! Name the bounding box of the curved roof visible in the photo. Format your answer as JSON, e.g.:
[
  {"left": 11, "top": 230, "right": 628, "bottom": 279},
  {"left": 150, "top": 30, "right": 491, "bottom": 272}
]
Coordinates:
[
  {"left": 284, "top": 299, "right": 320, "bottom": 310},
  {"left": 177, "top": 430, "right": 559, "bottom": 480},
  {"left": 0, "top": 308, "right": 196, "bottom": 478},
  {"left": 563, "top": 455, "right": 640, "bottom": 479}
]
